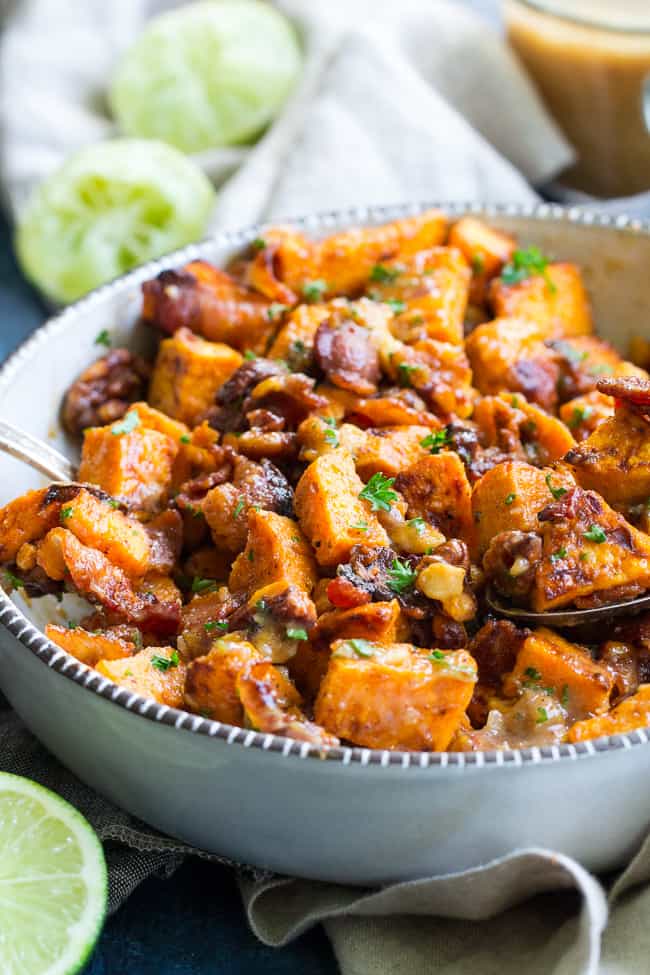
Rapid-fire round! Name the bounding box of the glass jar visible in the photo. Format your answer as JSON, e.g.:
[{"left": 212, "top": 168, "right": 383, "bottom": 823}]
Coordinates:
[{"left": 504, "top": 0, "right": 650, "bottom": 197}]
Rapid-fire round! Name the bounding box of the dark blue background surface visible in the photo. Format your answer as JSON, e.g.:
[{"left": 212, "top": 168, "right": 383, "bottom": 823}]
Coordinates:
[{"left": 0, "top": 212, "right": 337, "bottom": 974}]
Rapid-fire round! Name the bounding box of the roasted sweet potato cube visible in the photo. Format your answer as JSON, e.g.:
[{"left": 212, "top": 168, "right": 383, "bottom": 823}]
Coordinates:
[
  {"left": 294, "top": 449, "right": 389, "bottom": 568},
  {"left": 353, "top": 426, "right": 431, "bottom": 480},
  {"left": 502, "top": 627, "right": 613, "bottom": 720},
  {"left": 448, "top": 217, "right": 516, "bottom": 305},
  {"left": 184, "top": 636, "right": 262, "bottom": 724},
  {"left": 0, "top": 488, "right": 62, "bottom": 564},
  {"left": 473, "top": 394, "right": 576, "bottom": 466},
  {"left": 78, "top": 421, "right": 177, "bottom": 511},
  {"left": 128, "top": 401, "right": 189, "bottom": 442},
  {"left": 267, "top": 303, "right": 330, "bottom": 364},
  {"left": 465, "top": 318, "right": 558, "bottom": 410},
  {"left": 395, "top": 452, "right": 474, "bottom": 543},
  {"left": 368, "top": 247, "right": 470, "bottom": 345},
  {"left": 229, "top": 509, "right": 318, "bottom": 595},
  {"left": 532, "top": 488, "right": 650, "bottom": 611},
  {"left": 315, "top": 600, "right": 408, "bottom": 645},
  {"left": 315, "top": 641, "right": 476, "bottom": 750},
  {"left": 568, "top": 684, "right": 650, "bottom": 742},
  {"left": 96, "top": 646, "right": 186, "bottom": 708},
  {"left": 566, "top": 406, "right": 650, "bottom": 506},
  {"left": 559, "top": 391, "right": 614, "bottom": 442},
  {"left": 45, "top": 624, "right": 135, "bottom": 667},
  {"left": 386, "top": 339, "right": 475, "bottom": 419},
  {"left": 148, "top": 326, "right": 243, "bottom": 426},
  {"left": 471, "top": 461, "right": 575, "bottom": 555},
  {"left": 59, "top": 488, "right": 150, "bottom": 577},
  {"left": 489, "top": 262, "right": 593, "bottom": 338}
]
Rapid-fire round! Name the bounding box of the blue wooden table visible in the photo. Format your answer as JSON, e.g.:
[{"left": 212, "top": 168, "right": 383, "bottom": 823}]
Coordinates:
[{"left": 0, "top": 212, "right": 337, "bottom": 974}]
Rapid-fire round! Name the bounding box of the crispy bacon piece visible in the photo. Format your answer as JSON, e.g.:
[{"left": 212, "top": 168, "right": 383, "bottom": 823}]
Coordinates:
[
  {"left": 596, "top": 375, "right": 650, "bottom": 413},
  {"left": 61, "top": 349, "right": 151, "bottom": 437},
  {"left": 314, "top": 317, "right": 380, "bottom": 395}
]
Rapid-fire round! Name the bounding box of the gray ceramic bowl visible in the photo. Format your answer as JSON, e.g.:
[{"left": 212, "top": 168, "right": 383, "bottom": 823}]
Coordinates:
[{"left": 2, "top": 202, "right": 650, "bottom": 885}]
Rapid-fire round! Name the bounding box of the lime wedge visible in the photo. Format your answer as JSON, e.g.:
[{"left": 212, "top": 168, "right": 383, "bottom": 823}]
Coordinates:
[{"left": 0, "top": 772, "right": 107, "bottom": 975}]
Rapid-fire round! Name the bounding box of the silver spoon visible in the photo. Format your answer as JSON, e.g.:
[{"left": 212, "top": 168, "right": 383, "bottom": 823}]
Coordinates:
[
  {"left": 0, "top": 419, "right": 76, "bottom": 483},
  {"left": 486, "top": 586, "right": 650, "bottom": 627}
]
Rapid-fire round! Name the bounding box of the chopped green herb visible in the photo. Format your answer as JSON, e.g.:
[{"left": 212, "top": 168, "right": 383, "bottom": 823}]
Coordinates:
[
  {"left": 344, "top": 638, "right": 375, "bottom": 658},
  {"left": 133, "top": 630, "right": 143, "bottom": 648},
  {"left": 407, "top": 516, "right": 426, "bottom": 535},
  {"left": 359, "top": 472, "right": 398, "bottom": 512},
  {"left": 471, "top": 252, "right": 485, "bottom": 275},
  {"left": 536, "top": 706, "right": 549, "bottom": 724},
  {"left": 94, "top": 328, "right": 111, "bottom": 347},
  {"left": 545, "top": 473, "right": 567, "bottom": 500},
  {"left": 322, "top": 418, "right": 339, "bottom": 447},
  {"left": 247, "top": 550, "right": 255, "bottom": 562},
  {"left": 511, "top": 395, "right": 520, "bottom": 408},
  {"left": 267, "top": 303, "right": 289, "bottom": 321},
  {"left": 151, "top": 650, "right": 180, "bottom": 672},
  {"left": 386, "top": 558, "right": 417, "bottom": 594},
  {"left": 429, "top": 650, "right": 446, "bottom": 662},
  {"left": 291, "top": 339, "right": 306, "bottom": 358},
  {"left": 244, "top": 350, "right": 257, "bottom": 360},
  {"left": 3, "top": 570, "right": 23, "bottom": 589},
  {"left": 569, "top": 405, "right": 593, "bottom": 428},
  {"left": 386, "top": 298, "right": 406, "bottom": 314},
  {"left": 191, "top": 577, "right": 217, "bottom": 594},
  {"left": 251, "top": 237, "right": 266, "bottom": 252},
  {"left": 60, "top": 506, "right": 74, "bottom": 521},
  {"left": 302, "top": 279, "right": 328, "bottom": 302},
  {"left": 583, "top": 524, "right": 607, "bottom": 543},
  {"left": 352, "top": 520, "right": 368, "bottom": 531},
  {"left": 420, "top": 429, "right": 451, "bottom": 454},
  {"left": 205, "top": 620, "right": 229, "bottom": 633},
  {"left": 397, "top": 362, "right": 419, "bottom": 387},
  {"left": 561, "top": 684, "right": 570, "bottom": 708},
  {"left": 286, "top": 626, "right": 309, "bottom": 641},
  {"left": 124, "top": 670, "right": 133, "bottom": 678},
  {"left": 550, "top": 547, "right": 567, "bottom": 563},
  {"left": 66, "top": 620, "right": 77, "bottom": 630},
  {"left": 107, "top": 499, "right": 121, "bottom": 509},
  {"left": 501, "top": 246, "right": 557, "bottom": 293},
  {"left": 369, "top": 263, "right": 401, "bottom": 283},
  {"left": 525, "top": 667, "right": 542, "bottom": 681},
  {"left": 579, "top": 550, "right": 591, "bottom": 562},
  {"left": 111, "top": 410, "right": 140, "bottom": 436},
  {"left": 233, "top": 497, "right": 245, "bottom": 519},
  {"left": 179, "top": 434, "right": 191, "bottom": 444},
  {"left": 504, "top": 493, "right": 516, "bottom": 506}
]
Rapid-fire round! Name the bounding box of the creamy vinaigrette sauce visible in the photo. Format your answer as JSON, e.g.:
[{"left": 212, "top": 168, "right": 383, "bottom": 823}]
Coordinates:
[{"left": 505, "top": 0, "right": 650, "bottom": 197}]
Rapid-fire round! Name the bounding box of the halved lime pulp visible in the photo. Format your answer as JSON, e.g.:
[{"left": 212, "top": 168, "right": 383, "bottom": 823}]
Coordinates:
[{"left": 0, "top": 773, "right": 107, "bottom": 975}]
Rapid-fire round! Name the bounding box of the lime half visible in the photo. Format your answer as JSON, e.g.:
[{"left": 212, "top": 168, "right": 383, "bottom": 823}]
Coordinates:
[{"left": 0, "top": 772, "right": 107, "bottom": 975}]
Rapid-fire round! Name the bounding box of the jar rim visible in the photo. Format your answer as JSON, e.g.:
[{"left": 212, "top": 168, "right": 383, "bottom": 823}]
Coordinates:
[{"left": 509, "top": 0, "right": 650, "bottom": 35}]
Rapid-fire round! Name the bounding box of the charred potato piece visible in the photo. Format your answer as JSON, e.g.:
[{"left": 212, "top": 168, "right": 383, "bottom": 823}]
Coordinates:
[
  {"left": 184, "top": 635, "right": 262, "bottom": 723},
  {"left": 229, "top": 509, "right": 317, "bottom": 596},
  {"left": 96, "top": 646, "right": 186, "bottom": 708},
  {"left": 568, "top": 684, "right": 650, "bottom": 742},
  {"left": 395, "top": 452, "right": 474, "bottom": 544},
  {"left": 45, "top": 624, "right": 136, "bottom": 667},
  {"left": 489, "top": 262, "right": 593, "bottom": 338}
]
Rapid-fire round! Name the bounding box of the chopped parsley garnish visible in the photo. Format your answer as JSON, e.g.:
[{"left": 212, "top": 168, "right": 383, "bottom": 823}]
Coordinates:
[
  {"left": 322, "top": 417, "right": 338, "bottom": 447},
  {"left": 302, "top": 279, "right": 328, "bottom": 302},
  {"left": 583, "top": 524, "right": 607, "bottom": 543},
  {"left": 251, "top": 237, "right": 266, "bottom": 252},
  {"left": 397, "top": 362, "right": 418, "bottom": 387},
  {"left": 504, "top": 493, "right": 516, "bottom": 506},
  {"left": 133, "top": 630, "right": 143, "bottom": 648},
  {"left": 151, "top": 650, "right": 180, "bottom": 672},
  {"left": 95, "top": 329, "right": 111, "bottom": 347},
  {"left": 244, "top": 350, "right": 257, "bottom": 360},
  {"left": 501, "top": 246, "right": 557, "bottom": 293},
  {"left": 343, "top": 638, "right": 375, "bottom": 658},
  {"left": 111, "top": 410, "right": 140, "bottom": 436},
  {"left": 107, "top": 499, "right": 121, "bottom": 509},
  {"left": 386, "top": 298, "right": 406, "bottom": 314},
  {"left": 369, "top": 263, "right": 401, "bottom": 284},
  {"left": 233, "top": 497, "right": 245, "bottom": 519},
  {"left": 561, "top": 685, "right": 570, "bottom": 708},
  {"left": 247, "top": 550, "right": 255, "bottom": 561},
  {"left": 352, "top": 520, "right": 368, "bottom": 531},
  {"left": 524, "top": 667, "right": 542, "bottom": 681},
  {"left": 471, "top": 252, "right": 485, "bottom": 275},
  {"left": 511, "top": 395, "right": 520, "bottom": 408},
  {"left": 429, "top": 650, "right": 446, "bottom": 662},
  {"left": 536, "top": 706, "right": 549, "bottom": 724},
  {"left": 60, "top": 506, "right": 73, "bottom": 521},
  {"left": 286, "top": 626, "right": 309, "bottom": 641},
  {"left": 359, "top": 472, "right": 398, "bottom": 512},
  {"left": 545, "top": 473, "right": 567, "bottom": 500},
  {"left": 386, "top": 558, "right": 417, "bottom": 594},
  {"left": 579, "top": 551, "right": 591, "bottom": 562},
  {"left": 420, "top": 429, "right": 450, "bottom": 454},
  {"left": 66, "top": 620, "right": 77, "bottom": 630},
  {"left": 191, "top": 577, "right": 217, "bottom": 594},
  {"left": 569, "top": 405, "right": 592, "bottom": 428},
  {"left": 407, "top": 516, "right": 426, "bottom": 535},
  {"left": 550, "top": 547, "right": 567, "bottom": 563},
  {"left": 3, "top": 570, "right": 23, "bottom": 589},
  {"left": 267, "top": 303, "right": 289, "bottom": 321}
]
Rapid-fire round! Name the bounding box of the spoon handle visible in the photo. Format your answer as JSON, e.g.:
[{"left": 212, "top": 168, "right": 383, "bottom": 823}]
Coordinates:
[{"left": 0, "top": 419, "right": 76, "bottom": 483}]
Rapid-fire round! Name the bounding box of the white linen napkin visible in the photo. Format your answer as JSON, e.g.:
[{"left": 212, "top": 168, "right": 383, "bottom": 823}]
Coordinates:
[{"left": 0, "top": 0, "right": 575, "bottom": 231}]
